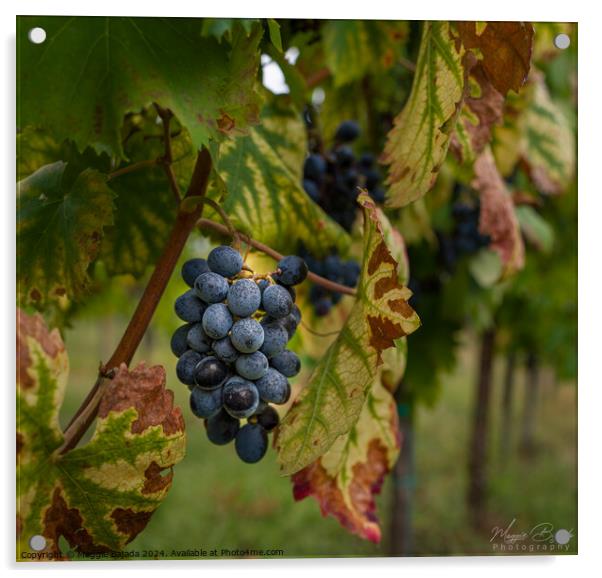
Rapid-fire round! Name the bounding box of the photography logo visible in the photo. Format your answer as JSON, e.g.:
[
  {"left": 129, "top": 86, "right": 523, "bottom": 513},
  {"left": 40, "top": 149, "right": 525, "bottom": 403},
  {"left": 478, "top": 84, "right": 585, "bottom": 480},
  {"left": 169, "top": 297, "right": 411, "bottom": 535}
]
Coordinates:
[{"left": 490, "top": 519, "right": 574, "bottom": 553}]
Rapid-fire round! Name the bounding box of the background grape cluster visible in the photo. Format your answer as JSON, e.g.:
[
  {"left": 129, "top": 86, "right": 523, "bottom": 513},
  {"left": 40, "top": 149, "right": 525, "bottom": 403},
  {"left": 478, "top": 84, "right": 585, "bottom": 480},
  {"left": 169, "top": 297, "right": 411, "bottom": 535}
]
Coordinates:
[{"left": 171, "top": 246, "right": 307, "bottom": 463}]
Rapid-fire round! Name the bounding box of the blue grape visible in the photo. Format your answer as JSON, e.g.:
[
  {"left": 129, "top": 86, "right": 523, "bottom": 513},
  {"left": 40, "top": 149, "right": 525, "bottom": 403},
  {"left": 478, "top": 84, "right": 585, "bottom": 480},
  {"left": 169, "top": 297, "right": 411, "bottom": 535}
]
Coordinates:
[
  {"left": 223, "top": 377, "right": 260, "bottom": 418},
  {"left": 256, "top": 278, "right": 270, "bottom": 295},
  {"left": 171, "top": 324, "right": 192, "bottom": 357},
  {"left": 335, "top": 120, "right": 360, "bottom": 143},
  {"left": 275, "top": 255, "right": 308, "bottom": 286},
  {"left": 230, "top": 318, "right": 264, "bottom": 353},
  {"left": 175, "top": 290, "right": 206, "bottom": 322},
  {"left": 235, "top": 424, "right": 268, "bottom": 464},
  {"left": 256, "top": 368, "right": 291, "bottom": 404},
  {"left": 186, "top": 323, "right": 212, "bottom": 353},
  {"left": 227, "top": 278, "right": 261, "bottom": 317},
  {"left": 260, "top": 323, "right": 288, "bottom": 357},
  {"left": 270, "top": 350, "right": 301, "bottom": 377},
  {"left": 202, "top": 303, "right": 233, "bottom": 339},
  {"left": 342, "top": 260, "right": 361, "bottom": 287},
  {"left": 190, "top": 386, "right": 223, "bottom": 419},
  {"left": 303, "top": 154, "right": 327, "bottom": 184},
  {"left": 314, "top": 296, "right": 333, "bottom": 316},
  {"left": 205, "top": 409, "right": 239, "bottom": 445},
  {"left": 235, "top": 351, "right": 269, "bottom": 380},
  {"left": 212, "top": 336, "right": 239, "bottom": 364},
  {"left": 255, "top": 405, "right": 279, "bottom": 431},
  {"left": 176, "top": 350, "right": 205, "bottom": 387},
  {"left": 280, "top": 313, "right": 299, "bottom": 339},
  {"left": 359, "top": 152, "right": 375, "bottom": 169},
  {"left": 194, "top": 272, "right": 229, "bottom": 304},
  {"left": 335, "top": 146, "right": 355, "bottom": 168},
  {"left": 262, "top": 284, "right": 293, "bottom": 319},
  {"left": 207, "top": 245, "right": 243, "bottom": 278},
  {"left": 181, "top": 258, "right": 209, "bottom": 287},
  {"left": 193, "top": 356, "right": 229, "bottom": 390},
  {"left": 303, "top": 179, "right": 320, "bottom": 202}
]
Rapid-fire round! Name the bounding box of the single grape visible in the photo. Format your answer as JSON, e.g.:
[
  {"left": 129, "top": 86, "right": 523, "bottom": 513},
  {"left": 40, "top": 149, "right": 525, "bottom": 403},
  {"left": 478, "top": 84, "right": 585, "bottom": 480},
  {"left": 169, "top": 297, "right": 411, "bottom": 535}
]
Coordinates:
[
  {"left": 303, "top": 154, "right": 327, "bottom": 184},
  {"left": 364, "top": 168, "right": 381, "bottom": 190},
  {"left": 175, "top": 290, "right": 206, "bottom": 322},
  {"left": 255, "top": 405, "right": 280, "bottom": 431},
  {"left": 186, "top": 323, "right": 212, "bottom": 353},
  {"left": 335, "top": 120, "right": 361, "bottom": 143},
  {"left": 256, "top": 368, "right": 291, "bottom": 404},
  {"left": 270, "top": 350, "right": 301, "bottom": 377},
  {"left": 276, "top": 281, "right": 296, "bottom": 302},
  {"left": 194, "top": 272, "right": 229, "bottom": 304},
  {"left": 181, "top": 258, "right": 209, "bottom": 287},
  {"left": 171, "top": 324, "right": 192, "bottom": 357},
  {"left": 202, "top": 303, "right": 233, "bottom": 340},
  {"left": 278, "top": 314, "right": 298, "bottom": 340},
  {"left": 235, "top": 424, "right": 268, "bottom": 464},
  {"left": 314, "top": 296, "right": 333, "bottom": 317},
  {"left": 275, "top": 255, "right": 308, "bottom": 286},
  {"left": 212, "top": 336, "right": 239, "bottom": 364},
  {"left": 256, "top": 278, "right": 270, "bottom": 295},
  {"left": 303, "top": 179, "right": 320, "bottom": 202},
  {"left": 207, "top": 245, "right": 243, "bottom": 278},
  {"left": 193, "top": 356, "right": 229, "bottom": 390},
  {"left": 205, "top": 409, "right": 240, "bottom": 445},
  {"left": 227, "top": 278, "right": 261, "bottom": 317},
  {"left": 342, "top": 260, "right": 361, "bottom": 287},
  {"left": 259, "top": 322, "right": 288, "bottom": 357},
  {"left": 359, "top": 152, "right": 375, "bottom": 169},
  {"left": 334, "top": 146, "right": 355, "bottom": 168},
  {"left": 176, "top": 350, "right": 205, "bottom": 387},
  {"left": 235, "top": 351, "right": 269, "bottom": 380},
  {"left": 262, "top": 284, "right": 293, "bottom": 319},
  {"left": 223, "top": 377, "right": 260, "bottom": 418},
  {"left": 290, "top": 304, "right": 302, "bottom": 326},
  {"left": 231, "top": 318, "right": 264, "bottom": 353},
  {"left": 190, "top": 386, "right": 223, "bottom": 419}
]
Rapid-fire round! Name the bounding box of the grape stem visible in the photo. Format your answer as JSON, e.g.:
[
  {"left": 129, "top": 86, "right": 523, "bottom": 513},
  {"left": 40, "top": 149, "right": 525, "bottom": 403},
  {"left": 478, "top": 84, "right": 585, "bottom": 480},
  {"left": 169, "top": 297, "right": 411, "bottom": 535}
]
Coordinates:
[
  {"left": 196, "top": 218, "right": 358, "bottom": 297},
  {"left": 59, "top": 147, "right": 213, "bottom": 454}
]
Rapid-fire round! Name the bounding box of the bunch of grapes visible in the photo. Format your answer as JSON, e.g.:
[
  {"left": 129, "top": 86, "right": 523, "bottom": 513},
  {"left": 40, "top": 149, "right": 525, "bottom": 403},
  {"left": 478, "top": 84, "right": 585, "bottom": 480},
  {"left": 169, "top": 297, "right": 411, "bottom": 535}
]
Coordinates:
[
  {"left": 299, "top": 245, "right": 360, "bottom": 317},
  {"left": 450, "top": 201, "right": 490, "bottom": 255},
  {"left": 302, "top": 120, "right": 385, "bottom": 232},
  {"left": 171, "top": 246, "right": 308, "bottom": 464}
]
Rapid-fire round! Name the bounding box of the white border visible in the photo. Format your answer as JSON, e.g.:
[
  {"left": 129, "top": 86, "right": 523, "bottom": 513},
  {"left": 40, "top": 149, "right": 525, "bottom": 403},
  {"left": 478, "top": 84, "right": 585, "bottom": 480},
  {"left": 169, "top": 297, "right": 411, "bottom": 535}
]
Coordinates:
[{"left": 2, "top": 1, "right": 599, "bottom": 577}]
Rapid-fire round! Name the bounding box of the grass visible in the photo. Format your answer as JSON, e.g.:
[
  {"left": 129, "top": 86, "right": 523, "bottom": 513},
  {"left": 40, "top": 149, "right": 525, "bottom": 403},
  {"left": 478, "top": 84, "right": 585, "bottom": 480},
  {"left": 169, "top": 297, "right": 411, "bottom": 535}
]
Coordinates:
[{"left": 59, "top": 319, "right": 577, "bottom": 558}]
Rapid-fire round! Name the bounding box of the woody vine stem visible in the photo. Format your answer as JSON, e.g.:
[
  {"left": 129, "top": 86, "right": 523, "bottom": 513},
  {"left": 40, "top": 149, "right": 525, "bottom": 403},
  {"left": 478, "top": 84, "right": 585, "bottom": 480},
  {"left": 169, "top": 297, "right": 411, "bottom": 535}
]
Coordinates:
[{"left": 60, "top": 108, "right": 356, "bottom": 454}]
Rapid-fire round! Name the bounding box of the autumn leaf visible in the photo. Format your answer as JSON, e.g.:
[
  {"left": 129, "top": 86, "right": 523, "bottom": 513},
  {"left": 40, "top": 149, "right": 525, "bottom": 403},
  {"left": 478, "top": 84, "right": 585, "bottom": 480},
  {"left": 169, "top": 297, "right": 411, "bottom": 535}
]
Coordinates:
[
  {"left": 276, "top": 193, "right": 420, "bottom": 475},
  {"left": 17, "top": 310, "right": 185, "bottom": 557},
  {"left": 382, "top": 22, "right": 467, "bottom": 208},
  {"left": 473, "top": 149, "right": 525, "bottom": 275},
  {"left": 456, "top": 21, "right": 534, "bottom": 96}
]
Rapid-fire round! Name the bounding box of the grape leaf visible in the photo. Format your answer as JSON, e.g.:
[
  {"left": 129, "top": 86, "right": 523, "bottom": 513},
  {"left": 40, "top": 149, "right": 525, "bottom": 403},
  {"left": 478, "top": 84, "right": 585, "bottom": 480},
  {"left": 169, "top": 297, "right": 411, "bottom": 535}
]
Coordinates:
[
  {"left": 322, "top": 20, "right": 408, "bottom": 87},
  {"left": 292, "top": 380, "right": 399, "bottom": 543},
  {"left": 17, "top": 310, "right": 186, "bottom": 557},
  {"left": 100, "top": 111, "right": 195, "bottom": 277},
  {"left": 276, "top": 193, "right": 420, "bottom": 475},
  {"left": 519, "top": 73, "right": 575, "bottom": 194},
  {"left": 382, "top": 22, "right": 467, "bottom": 208},
  {"left": 516, "top": 205, "right": 555, "bottom": 253},
  {"left": 17, "top": 161, "right": 115, "bottom": 306},
  {"left": 213, "top": 112, "right": 350, "bottom": 257},
  {"left": 473, "top": 148, "right": 525, "bottom": 275},
  {"left": 17, "top": 17, "right": 263, "bottom": 157},
  {"left": 456, "top": 21, "right": 534, "bottom": 96}
]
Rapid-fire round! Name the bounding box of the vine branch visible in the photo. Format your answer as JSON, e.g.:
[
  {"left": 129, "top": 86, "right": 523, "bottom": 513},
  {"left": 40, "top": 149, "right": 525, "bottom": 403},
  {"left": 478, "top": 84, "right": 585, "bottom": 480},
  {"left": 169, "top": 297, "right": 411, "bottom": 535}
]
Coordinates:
[
  {"left": 60, "top": 148, "right": 213, "bottom": 454},
  {"left": 196, "top": 218, "right": 357, "bottom": 297}
]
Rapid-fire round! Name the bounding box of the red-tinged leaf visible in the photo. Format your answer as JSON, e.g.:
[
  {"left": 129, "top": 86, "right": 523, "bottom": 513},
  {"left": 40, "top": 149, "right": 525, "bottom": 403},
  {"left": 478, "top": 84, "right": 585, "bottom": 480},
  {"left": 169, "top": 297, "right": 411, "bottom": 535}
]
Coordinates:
[
  {"left": 292, "top": 380, "right": 400, "bottom": 543},
  {"left": 473, "top": 149, "right": 525, "bottom": 275},
  {"left": 456, "top": 21, "right": 534, "bottom": 96}
]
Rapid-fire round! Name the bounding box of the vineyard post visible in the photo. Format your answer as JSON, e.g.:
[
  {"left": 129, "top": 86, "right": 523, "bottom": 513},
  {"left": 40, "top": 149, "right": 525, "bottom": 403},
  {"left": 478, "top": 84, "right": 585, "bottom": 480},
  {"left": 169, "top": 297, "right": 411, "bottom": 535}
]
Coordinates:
[
  {"left": 519, "top": 352, "right": 540, "bottom": 458},
  {"left": 467, "top": 328, "right": 496, "bottom": 529},
  {"left": 500, "top": 350, "right": 517, "bottom": 462}
]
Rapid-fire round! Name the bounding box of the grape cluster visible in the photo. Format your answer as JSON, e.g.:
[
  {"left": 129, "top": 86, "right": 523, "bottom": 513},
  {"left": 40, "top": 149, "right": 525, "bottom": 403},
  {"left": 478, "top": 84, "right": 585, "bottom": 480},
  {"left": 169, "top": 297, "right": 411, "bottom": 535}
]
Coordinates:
[
  {"left": 450, "top": 202, "right": 490, "bottom": 255},
  {"left": 302, "top": 120, "right": 385, "bottom": 232},
  {"left": 171, "top": 246, "right": 308, "bottom": 464},
  {"left": 299, "top": 245, "right": 360, "bottom": 317}
]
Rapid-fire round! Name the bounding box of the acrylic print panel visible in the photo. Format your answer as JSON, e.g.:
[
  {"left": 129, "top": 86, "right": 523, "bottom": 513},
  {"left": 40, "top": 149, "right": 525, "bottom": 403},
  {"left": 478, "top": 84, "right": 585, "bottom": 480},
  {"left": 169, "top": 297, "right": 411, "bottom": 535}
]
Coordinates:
[{"left": 16, "top": 17, "right": 577, "bottom": 560}]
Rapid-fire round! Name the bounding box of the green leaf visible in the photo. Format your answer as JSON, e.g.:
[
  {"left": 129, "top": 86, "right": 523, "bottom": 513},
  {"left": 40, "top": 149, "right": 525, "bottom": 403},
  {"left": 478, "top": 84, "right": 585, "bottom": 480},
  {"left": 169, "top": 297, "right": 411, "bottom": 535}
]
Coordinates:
[
  {"left": 214, "top": 111, "right": 350, "bottom": 257},
  {"left": 17, "top": 17, "right": 264, "bottom": 157},
  {"left": 17, "top": 310, "right": 186, "bottom": 556},
  {"left": 267, "top": 19, "right": 283, "bottom": 52},
  {"left": 291, "top": 379, "right": 400, "bottom": 543},
  {"left": 520, "top": 73, "right": 575, "bottom": 194},
  {"left": 200, "top": 18, "right": 260, "bottom": 40},
  {"left": 382, "top": 22, "right": 466, "bottom": 208},
  {"left": 100, "top": 110, "right": 195, "bottom": 277},
  {"left": 276, "top": 193, "right": 420, "bottom": 475},
  {"left": 17, "top": 161, "right": 115, "bottom": 306},
  {"left": 322, "top": 20, "right": 408, "bottom": 87},
  {"left": 468, "top": 248, "right": 503, "bottom": 287},
  {"left": 516, "top": 205, "right": 555, "bottom": 253}
]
